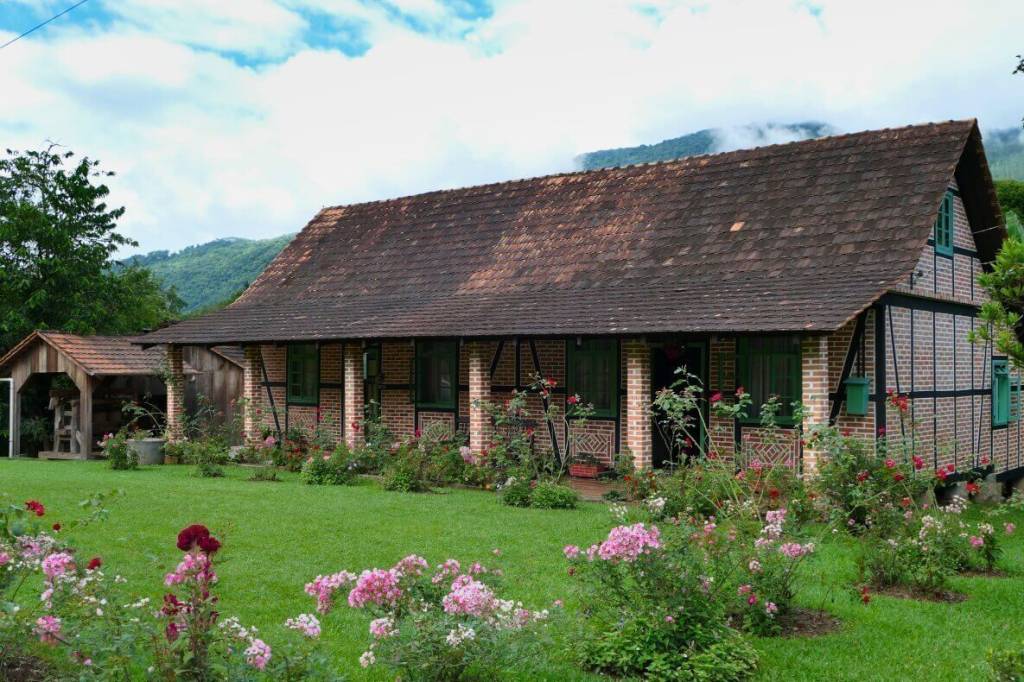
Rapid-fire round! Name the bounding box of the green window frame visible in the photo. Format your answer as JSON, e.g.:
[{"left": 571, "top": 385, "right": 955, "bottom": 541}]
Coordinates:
[
  {"left": 363, "top": 344, "right": 382, "bottom": 420},
  {"left": 736, "top": 336, "right": 802, "bottom": 425},
  {"left": 415, "top": 340, "right": 457, "bottom": 410},
  {"left": 934, "top": 190, "right": 954, "bottom": 256},
  {"left": 567, "top": 338, "right": 619, "bottom": 418},
  {"left": 993, "top": 358, "right": 1010, "bottom": 427},
  {"left": 287, "top": 343, "right": 319, "bottom": 406}
]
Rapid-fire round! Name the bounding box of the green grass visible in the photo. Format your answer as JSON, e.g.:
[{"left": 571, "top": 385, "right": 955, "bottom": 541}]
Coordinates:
[{"left": 4, "top": 459, "right": 1024, "bottom": 681}]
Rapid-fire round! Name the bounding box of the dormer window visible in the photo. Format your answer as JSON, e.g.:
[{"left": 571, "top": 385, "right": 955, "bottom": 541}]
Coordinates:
[{"left": 934, "top": 190, "right": 953, "bottom": 256}]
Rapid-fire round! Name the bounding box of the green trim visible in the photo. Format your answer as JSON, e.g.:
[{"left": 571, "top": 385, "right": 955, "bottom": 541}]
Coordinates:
[
  {"left": 286, "top": 343, "right": 319, "bottom": 406},
  {"left": 736, "top": 336, "right": 802, "bottom": 426},
  {"left": 993, "top": 358, "right": 1010, "bottom": 427},
  {"left": 567, "top": 338, "right": 619, "bottom": 418},
  {"left": 415, "top": 340, "right": 457, "bottom": 410},
  {"left": 934, "top": 190, "right": 954, "bottom": 257}
]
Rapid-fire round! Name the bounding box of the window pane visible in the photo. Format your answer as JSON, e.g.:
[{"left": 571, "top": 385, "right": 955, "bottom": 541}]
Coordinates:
[
  {"left": 417, "top": 341, "right": 456, "bottom": 407},
  {"left": 569, "top": 339, "right": 617, "bottom": 416},
  {"left": 741, "top": 336, "right": 800, "bottom": 422}
]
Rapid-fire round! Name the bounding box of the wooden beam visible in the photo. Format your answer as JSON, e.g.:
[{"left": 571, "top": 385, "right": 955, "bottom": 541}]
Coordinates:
[{"left": 75, "top": 374, "right": 94, "bottom": 459}]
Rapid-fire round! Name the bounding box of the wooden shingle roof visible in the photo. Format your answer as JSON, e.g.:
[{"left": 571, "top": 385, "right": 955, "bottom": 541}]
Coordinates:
[{"left": 139, "top": 119, "right": 1002, "bottom": 345}]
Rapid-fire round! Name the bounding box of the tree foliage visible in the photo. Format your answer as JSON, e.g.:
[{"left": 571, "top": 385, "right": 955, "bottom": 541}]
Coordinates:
[{"left": 0, "top": 146, "right": 180, "bottom": 353}]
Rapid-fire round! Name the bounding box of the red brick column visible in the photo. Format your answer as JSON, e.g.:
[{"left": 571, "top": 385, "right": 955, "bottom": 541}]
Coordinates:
[
  {"left": 343, "top": 343, "right": 364, "bottom": 448},
  {"left": 801, "top": 334, "right": 829, "bottom": 475},
  {"left": 624, "top": 338, "right": 652, "bottom": 470},
  {"left": 242, "top": 345, "right": 262, "bottom": 443},
  {"left": 165, "top": 344, "right": 185, "bottom": 442},
  {"left": 468, "top": 341, "right": 491, "bottom": 456}
]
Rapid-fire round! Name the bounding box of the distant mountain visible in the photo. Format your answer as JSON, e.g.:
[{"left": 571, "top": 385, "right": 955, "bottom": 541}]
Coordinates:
[
  {"left": 577, "top": 121, "right": 1024, "bottom": 181},
  {"left": 125, "top": 235, "right": 294, "bottom": 312},
  {"left": 576, "top": 122, "right": 835, "bottom": 171}
]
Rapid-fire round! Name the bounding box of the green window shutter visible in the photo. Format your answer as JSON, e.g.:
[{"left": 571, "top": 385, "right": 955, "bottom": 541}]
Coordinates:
[
  {"left": 935, "top": 191, "right": 953, "bottom": 256},
  {"left": 287, "top": 343, "right": 319, "bottom": 406},
  {"left": 567, "top": 339, "right": 619, "bottom": 418},
  {"left": 415, "top": 340, "right": 457, "bottom": 409},
  {"left": 736, "top": 336, "right": 802, "bottom": 425},
  {"left": 993, "top": 359, "right": 1010, "bottom": 427}
]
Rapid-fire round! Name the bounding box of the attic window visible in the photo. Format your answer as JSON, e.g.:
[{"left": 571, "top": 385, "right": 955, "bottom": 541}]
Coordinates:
[{"left": 934, "top": 190, "right": 954, "bottom": 256}]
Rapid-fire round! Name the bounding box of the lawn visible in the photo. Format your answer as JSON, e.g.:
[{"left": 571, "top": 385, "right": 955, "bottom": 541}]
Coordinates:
[{"left": 4, "top": 458, "right": 1024, "bottom": 681}]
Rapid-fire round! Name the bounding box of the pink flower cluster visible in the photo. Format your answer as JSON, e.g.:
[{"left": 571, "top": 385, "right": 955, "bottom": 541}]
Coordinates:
[
  {"left": 34, "top": 615, "right": 61, "bottom": 645},
  {"left": 442, "top": 575, "right": 497, "bottom": 617},
  {"left": 594, "top": 523, "right": 662, "bottom": 563},
  {"left": 244, "top": 638, "right": 272, "bottom": 670},
  {"left": 778, "top": 542, "right": 815, "bottom": 559},
  {"left": 285, "top": 613, "right": 321, "bottom": 638},
  {"left": 0, "top": 551, "right": 9, "bottom": 567},
  {"left": 393, "top": 554, "right": 429, "bottom": 577},
  {"left": 369, "top": 616, "right": 398, "bottom": 639},
  {"left": 304, "top": 570, "right": 356, "bottom": 613},
  {"left": 563, "top": 545, "right": 581, "bottom": 559},
  {"left": 41, "top": 552, "right": 75, "bottom": 580},
  {"left": 432, "top": 558, "right": 461, "bottom": 584},
  {"left": 164, "top": 551, "right": 216, "bottom": 587},
  {"left": 348, "top": 569, "right": 403, "bottom": 608}
]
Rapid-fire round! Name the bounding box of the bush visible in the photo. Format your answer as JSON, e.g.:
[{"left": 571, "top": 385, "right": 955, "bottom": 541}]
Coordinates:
[
  {"left": 166, "top": 438, "right": 230, "bottom": 478},
  {"left": 301, "top": 444, "right": 358, "bottom": 486},
  {"left": 380, "top": 425, "right": 468, "bottom": 493},
  {"left": 499, "top": 474, "right": 534, "bottom": 507},
  {"left": 382, "top": 443, "right": 433, "bottom": 492},
  {"left": 249, "top": 465, "right": 281, "bottom": 482},
  {"left": 100, "top": 430, "right": 138, "bottom": 470},
  {"left": 529, "top": 481, "right": 579, "bottom": 509},
  {"left": 565, "top": 520, "right": 763, "bottom": 679},
  {"left": 304, "top": 553, "right": 554, "bottom": 680}
]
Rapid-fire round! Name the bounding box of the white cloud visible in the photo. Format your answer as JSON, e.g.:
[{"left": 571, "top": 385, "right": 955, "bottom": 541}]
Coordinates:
[{"left": 1, "top": 0, "right": 1021, "bottom": 256}]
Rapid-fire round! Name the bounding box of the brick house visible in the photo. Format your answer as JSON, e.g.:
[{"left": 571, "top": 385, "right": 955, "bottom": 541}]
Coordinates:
[{"left": 138, "top": 119, "right": 1021, "bottom": 479}]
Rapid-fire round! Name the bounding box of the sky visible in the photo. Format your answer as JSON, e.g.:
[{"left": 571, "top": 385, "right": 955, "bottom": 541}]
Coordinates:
[{"left": 1, "top": 0, "right": 1022, "bottom": 256}]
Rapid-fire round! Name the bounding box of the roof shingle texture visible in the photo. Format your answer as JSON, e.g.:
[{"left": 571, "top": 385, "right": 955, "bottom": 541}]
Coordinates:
[
  {"left": 141, "top": 120, "right": 977, "bottom": 345},
  {"left": 0, "top": 332, "right": 173, "bottom": 376}
]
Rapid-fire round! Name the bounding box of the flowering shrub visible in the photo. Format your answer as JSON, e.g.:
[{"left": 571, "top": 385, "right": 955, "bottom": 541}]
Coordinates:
[
  {"left": 811, "top": 424, "right": 932, "bottom": 532},
  {"left": 565, "top": 518, "right": 759, "bottom": 680},
  {"left": 859, "top": 495, "right": 1012, "bottom": 595},
  {"left": 0, "top": 497, "right": 340, "bottom": 680},
  {"left": 381, "top": 423, "right": 467, "bottom": 493},
  {"left": 528, "top": 480, "right": 580, "bottom": 509},
  {"left": 306, "top": 553, "right": 553, "bottom": 680},
  {"left": 301, "top": 443, "right": 359, "bottom": 486},
  {"left": 100, "top": 430, "right": 138, "bottom": 470}
]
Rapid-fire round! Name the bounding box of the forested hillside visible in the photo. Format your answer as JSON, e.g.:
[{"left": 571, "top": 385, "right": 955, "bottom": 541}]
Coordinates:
[{"left": 125, "top": 235, "right": 293, "bottom": 312}]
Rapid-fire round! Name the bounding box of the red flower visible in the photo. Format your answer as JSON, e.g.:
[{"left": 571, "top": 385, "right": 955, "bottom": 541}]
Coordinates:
[
  {"left": 860, "top": 586, "right": 871, "bottom": 604},
  {"left": 414, "top": 428, "right": 422, "bottom": 438},
  {"left": 900, "top": 496, "right": 912, "bottom": 508},
  {"left": 546, "top": 378, "right": 557, "bottom": 388},
  {"left": 87, "top": 557, "right": 102, "bottom": 570},
  {"left": 912, "top": 456, "right": 924, "bottom": 470},
  {"left": 981, "top": 456, "right": 990, "bottom": 466},
  {"left": 856, "top": 470, "right": 870, "bottom": 483},
  {"left": 51, "top": 523, "right": 61, "bottom": 532},
  {"left": 176, "top": 524, "right": 211, "bottom": 551},
  {"left": 884, "top": 458, "right": 895, "bottom": 469},
  {"left": 893, "top": 473, "right": 905, "bottom": 482},
  {"left": 567, "top": 395, "right": 579, "bottom": 405},
  {"left": 946, "top": 463, "right": 955, "bottom": 473},
  {"left": 197, "top": 535, "right": 221, "bottom": 554},
  {"left": 735, "top": 385, "right": 745, "bottom": 396},
  {"left": 877, "top": 426, "right": 887, "bottom": 436},
  {"left": 966, "top": 481, "right": 980, "bottom": 495},
  {"left": 25, "top": 500, "right": 45, "bottom": 517},
  {"left": 709, "top": 391, "right": 722, "bottom": 404},
  {"left": 842, "top": 429, "right": 853, "bottom": 438},
  {"left": 351, "top": 421, "right": 361, "bottom": 432},
  {"left": 768, "top": 488, "right": 780, "bottom": 500},
  {"left": 936, "top": 469, "right": 948, "bottom": 482}
]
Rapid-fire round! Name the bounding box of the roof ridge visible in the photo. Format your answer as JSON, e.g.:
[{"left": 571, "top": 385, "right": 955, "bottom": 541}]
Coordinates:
[{"left": 313, "top": 119, "right": 976, "bottom": 214}]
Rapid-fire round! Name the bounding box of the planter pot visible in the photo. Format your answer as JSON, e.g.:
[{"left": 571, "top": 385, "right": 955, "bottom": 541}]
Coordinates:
[
  {"left": 128, "top": 438, "right": 166, "bottom": 466},
  {"left": 570, "top": 463, "right": 605, "bottom": 479}
]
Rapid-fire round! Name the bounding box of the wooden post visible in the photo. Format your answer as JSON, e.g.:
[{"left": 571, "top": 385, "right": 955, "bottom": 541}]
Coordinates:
[
  {"left": 11, "top": 378, "right": 21, "bottom": 458},
  {"left": 76, "top": 375, "right": 94, "bottom": 459}
]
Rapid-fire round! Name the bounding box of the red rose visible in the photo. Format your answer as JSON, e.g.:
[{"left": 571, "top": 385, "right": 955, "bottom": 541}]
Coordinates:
[
  {"left": 884, "top": 458, "right": 895, "bottom": 469},
  {"left": 936, "top": 469, "right": 948, "bottom": 482},
  {"left": 176, "top": 524, "right": 211, "bottom": 551},
  {"left": 900, "top": 497, "right": 911, "bottom": 508},
  {"left": 877, "top": 426, "right": 887, "bottom": 436},
  {"left": 87, "top": 557, "right": 102, "bottom": 570},
  {"left": 966, "top": 482, "right": 980, "bottom": 495},
  {"left": 893, "top": 473, "right": 905, "bottom": 482},
  {"left": 946, "top": 463, "right": 955, "bottom": 473},
  {"left": 25, "top": 500, "right": 45, "bottom": 517},
  {"left": 709, "top": 392, "right": 722, "bottom": 404},
  {"left": 768, "top": 488, "right": 780, "bottom": 500},
  {"left": 856, "top": 470, "right": 870, "bottom": 483},
  {"left": 735, "top": 385, "right": 745, "bottom": 396},
  {"left": 52, "top": 523, "right": 61, "bottom": 532},
  {"left": 860, "top": 586, "right": 871, "bottom": 604},
  {"left": 912, "top": 456, "right": 924, "bottom": 471},
  {"left": 981, "top": 456, "right": 990, "bottom": 465},
  {"left": 567, "top": 395, "right": 579, "bottom": 405}
]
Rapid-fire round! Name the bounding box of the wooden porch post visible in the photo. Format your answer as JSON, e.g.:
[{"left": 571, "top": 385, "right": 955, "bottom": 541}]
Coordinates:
[
  {"left": 11, "top": 378, "right": 22, "bottom": 457},
  {"left": 75, "top": 375, "right": 94, "bottom": 459},
  {"left": 468, "top": 341, "right": 491, "bottom": 456},
  {"left": 343, "top": 343, "right": 364, "bottom": 448},
  {"left": 165, "top": 345, "right": 186, "bottom": 441},
  {"left": 625, "top": 338, "right": 653, "bottom": 470},
  {"left": 800, "top": 334, "right": 829, "bottom": 476}
]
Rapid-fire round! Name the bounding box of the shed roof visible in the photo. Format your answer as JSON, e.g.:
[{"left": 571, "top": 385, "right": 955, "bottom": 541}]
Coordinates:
[
  {"left": 0, "top": 332, "right": 182, "bottom": 377},
  {"left": 138, "top": 119, "right": 1002, "bottom": 345}
]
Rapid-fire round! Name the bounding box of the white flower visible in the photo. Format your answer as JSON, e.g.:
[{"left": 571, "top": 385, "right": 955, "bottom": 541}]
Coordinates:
[{"left": 359, "top": 650, "right": 376, "bottom": 668}]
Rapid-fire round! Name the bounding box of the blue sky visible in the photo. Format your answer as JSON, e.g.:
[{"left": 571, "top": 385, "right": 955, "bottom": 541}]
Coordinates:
[{"left": 1, "top": 0, "right": 1021, "bottom": 255}]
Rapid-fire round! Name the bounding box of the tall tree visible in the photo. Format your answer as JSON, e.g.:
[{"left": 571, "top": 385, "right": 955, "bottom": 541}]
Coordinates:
[{"left": 0, "top": 145, "right": 180, "bottom": 353}]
